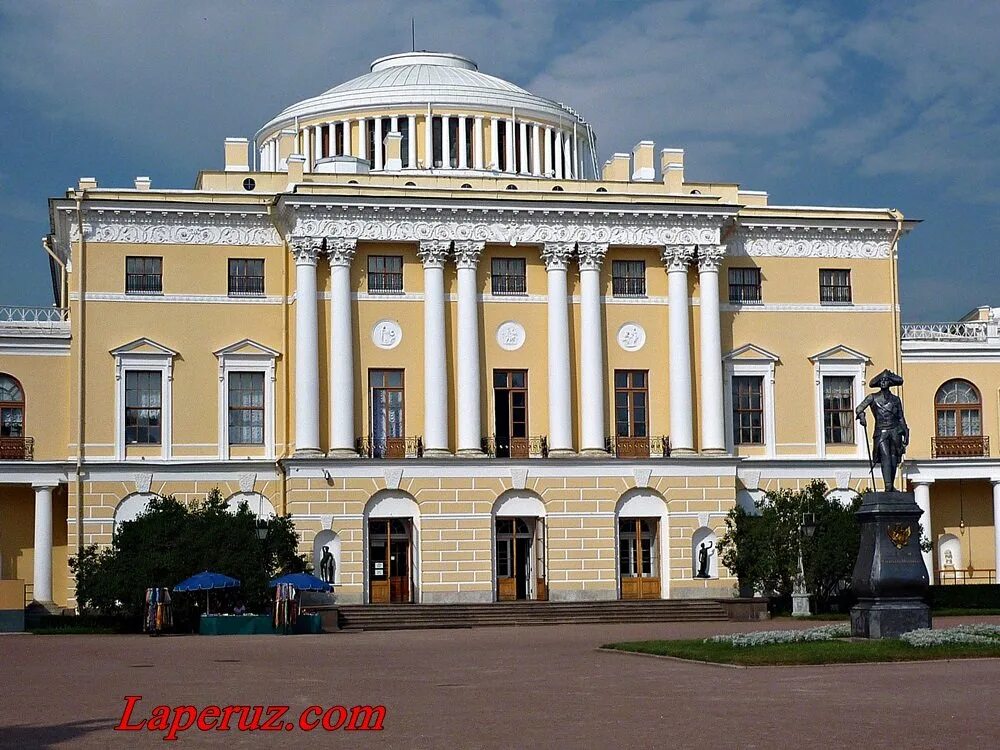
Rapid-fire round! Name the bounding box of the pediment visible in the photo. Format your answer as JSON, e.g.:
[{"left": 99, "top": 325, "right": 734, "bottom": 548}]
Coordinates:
[
  {"left": 723, "top": 343, "right": 780, "bottom": 362},
  {"left": 214, "top": 339, "right": 281, "bottom": 359},
  {"left": 809, "top": 344, "right": 870, "bottom": 363},
  {"left": 110, "top": 337, "right": 178, "bottom": 358}
]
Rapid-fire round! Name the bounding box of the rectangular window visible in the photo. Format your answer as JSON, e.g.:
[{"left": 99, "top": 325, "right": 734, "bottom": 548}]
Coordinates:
[
  {"left": 614, "top": 370, "right": 649, "bottom": 458},
  {"left": 612, "top": 260, "right": 646, "bottom": 298},
  {"left": 367, "top": 255, "right": 404, "bottom": 294},
  {"left": 820, "top": 269, "right": 852, "bottom": 303},
  {"left": 728, "top": 267, "right": 762, "bottom": 303},
  {"left": 228, "top": 258, "right": 264, "bottom": 297},
  {"left": 228, "top": 372, "right": 265, "bottom": 445},
  {"left": 491, "top": 258, "right": 527, "bottom": 295},
  {"left": 125, "top": 256, "right": 162, "bottom": 295},
  {"left": 370, "top": 369, "right": 404, "bottom": 458},
  {"left": 124, "top": 370, "right": 162, "bottom": 445},
  {"left": 823, "top": 376, "right": 855, "bottom": 444},
  {"left": 732, "top": 375, "right": 763, "bottom": 445}
]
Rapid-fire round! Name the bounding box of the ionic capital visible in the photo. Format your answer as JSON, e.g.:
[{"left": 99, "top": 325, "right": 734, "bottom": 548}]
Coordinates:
[
  {"left": 418, "top": 239, "right": 452, "bottom": 268},
  {"left": 289, "top": 236, "right": 324, "bottom": 265},
  {"left": 541, "top": 241, "right": 575, "bottom": 271},
  {"left": 325, "top": 237, "right": 357, "bottom": 267},
  {"left": 697, "top": 244, "right": 727, "bottom": 273},
  {"left": 577, "top": 242, "right": 608, "bottom": 272},
  {"left": 661, "top": 244, "right": 696, "bottom": 273},
  {"left": 453, "top": 240, "right": 485, "bottom": 270}
]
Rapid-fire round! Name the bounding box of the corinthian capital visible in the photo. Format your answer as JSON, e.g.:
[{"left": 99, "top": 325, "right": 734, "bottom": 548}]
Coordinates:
[
  {"left": 453, "top": 240, "right": 485, "bottom": 269},
  {"left": 661, "top": 244, "right": 695, "bottom": 272},
  {"left": 697, "top": 244, "right": 727, "bottom": 272},
  {"left": 541, "top": 241, "right": 575, "bottom": 271},
  {"left": 289, "top": 236, "right": 324, "bottom": 265},
  {"left": 418, "top": 239, "right": 452, "bottom": 268},
  {"left": 325, "top": 237, "right": 357, "bottom": 267},
  {"left": 577, "top": 242, "right": 608, "bottom": 272}
]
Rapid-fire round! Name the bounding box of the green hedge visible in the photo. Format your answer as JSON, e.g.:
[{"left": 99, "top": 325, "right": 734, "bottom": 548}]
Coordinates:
[{"left": 928, "top": 585, "right": 1000, "bottom": 610}]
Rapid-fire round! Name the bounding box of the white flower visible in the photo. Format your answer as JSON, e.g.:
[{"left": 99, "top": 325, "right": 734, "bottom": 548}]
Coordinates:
[
  {"left": 901, "top": 626, "right": 1000, "bottom": 647},
  {"left": 706, "top": 623, "right": 850, "bottom": 647}
]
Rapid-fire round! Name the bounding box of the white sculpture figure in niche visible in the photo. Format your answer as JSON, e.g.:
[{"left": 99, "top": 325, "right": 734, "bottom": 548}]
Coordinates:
[{"left": 943, "top": 549, "right": 954, "bottom": 569}]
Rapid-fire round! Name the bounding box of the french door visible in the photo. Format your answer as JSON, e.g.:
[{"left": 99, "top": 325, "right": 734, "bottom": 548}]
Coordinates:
[
  {"left": 493, "top": 370, "right": 528, "bottom": 458},
  {"left": 368, "top": 518, "right": 412, "bottom": 603},
  {"left": 370, "top": 369, "right": 404, "bottom": 458},
  {"left": 496, "top": 517, "right": 546, "bottom": 601},
  {"left": 614, "top": 370, "right": 649, "bottom": 457},
  {"left": 619, "top": 518, "right": 660, "bottom": 599}
]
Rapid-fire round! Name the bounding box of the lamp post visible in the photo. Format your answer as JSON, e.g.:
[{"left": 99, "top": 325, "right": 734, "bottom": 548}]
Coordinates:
[{"left": 792, "top": 512, "right": 817, "bottom": 617}]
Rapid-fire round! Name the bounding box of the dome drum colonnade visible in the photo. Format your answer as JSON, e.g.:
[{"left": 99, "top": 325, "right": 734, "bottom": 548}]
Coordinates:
[{"left": 288, "top": 234, "right": 730, "bottom": 459}]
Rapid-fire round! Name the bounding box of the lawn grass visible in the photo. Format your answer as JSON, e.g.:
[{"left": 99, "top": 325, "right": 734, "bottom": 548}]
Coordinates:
[{"left": 603, "top": 638, "right": 1000, "bottom": 666}]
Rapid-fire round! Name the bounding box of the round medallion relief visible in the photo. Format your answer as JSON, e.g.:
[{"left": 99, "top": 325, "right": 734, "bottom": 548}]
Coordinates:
[
  {"left": 617, "top": 322, "right": 646, "bottom": 352},
  {"left": 371, "top": 319, "right": 402, "bottom": 350},
  {"left": 496, "top": 321, "right": 526, "bottom": 351}
]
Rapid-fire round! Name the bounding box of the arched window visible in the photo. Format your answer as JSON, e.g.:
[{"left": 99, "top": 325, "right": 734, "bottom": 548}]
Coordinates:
[
  {"left": 0, "top": 374, "right": 24, "bottom": 438},
  {"left": 935, "top": 379, "right": 982, "bottom": 437}
]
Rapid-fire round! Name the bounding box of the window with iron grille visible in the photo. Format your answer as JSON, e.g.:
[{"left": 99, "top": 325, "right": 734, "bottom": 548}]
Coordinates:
[
  {"left": 228, "top": 372, "right": 265, "bottom": 445},
  {"left": 820, "top": 269, "right": 852, "bottom": 303},
  {"left": 368, "top": 255, "right": 403, "bottom": 293},
  {"left": 491, "top": 258, "right": 527, "bottom": 295},
  {"left": 823, "top": 376, "right": 855, "bottom": 444},
  {"left": 612, "top": 260, "right": 646, "bottom": 297},
  {"left": 125, "top": 256, "right": 162, "bottom": 294},
  {"left": 732, "top": 375, "right": 763, "bottom": 445},
  {"left": 728, "top": 267, "right": 762, "bottom": 303},
  {"left": 228, "top": 259, "right": 264, "bottom": 297},
  {"left": 124, "top": 370, "right": 161, "bottom": 444}
]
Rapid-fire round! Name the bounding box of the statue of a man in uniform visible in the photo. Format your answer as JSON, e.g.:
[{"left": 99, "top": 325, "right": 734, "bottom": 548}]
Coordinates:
[{"left": 855, "top": 369, "right": 909, "bottom": 491}]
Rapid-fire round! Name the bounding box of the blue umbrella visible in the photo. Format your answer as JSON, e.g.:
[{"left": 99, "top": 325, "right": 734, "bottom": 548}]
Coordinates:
[
  {"left": 268, "top": 572, "right": 332, "bottom": 592},
  {"left": 174, "top": 571, "right": 241, "bottom": 615}
]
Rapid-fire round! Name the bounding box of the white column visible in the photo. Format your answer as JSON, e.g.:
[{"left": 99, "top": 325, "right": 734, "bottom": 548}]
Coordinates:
[
  {"left": 455, "top": 241, "right": 485, "bottom": 456},
  {"left": 32, "top": 484, "right": 54, "bottom": 603},
  {"left": 578, "top": 243, "right": 608, "bottom": 455},
  {"left": 373, "top": 117, "right": 383, "bottom": 170},
  {"left": 914, "top": 481, "right": 934, "bottom": 579},
  {"left": 342, "top": 119, "right": 352, "bottom": 157},
  {"left": 358, "top": 118, "right": 368, "bottom": 162},
  {"left": 555, "top": 131, "right": 564, "bottom": 179},
  {"left": 474, "top": 116, "right": 484, "bottom": 170},
  {"left": 291, "top": 238, "right": 323, "bottom": 455},
  {"left": 458, "top": 116, "right": 468, "bottom": 169},
  {"left": 407, "top": 115, "right": 417, "bottom": 168},
  {"left": 697, "top": 245, "right": 728, "bottom": 454},
  {"left": 543, "top": 127, "right": 553, "bottom": 177},
  {"left": 490, "top": 117, "right": 499, "bottom": 170},
  {"left": 519, "top": 121, "right": 529, "bottom": 174},
  {"left": 329, "top": 122, "right": 339, "bottom": 156},
  {"left": 504, "top": 118, "right": 516, "bottom": 173},
  {"left": 563, "top": 133, "right": 572, "bottom": 179},
  {"left": 571, "top": 133, "right": 579, "bottom": 179},
  {"left": 993, "top": 481, "right": 1000, "bottom": 582},
  {"left": 441, "top": 115, "right": 451, "bottom": 169},
  {"left": 663, "top": 245, "right": 696, "bottom": 454},
  {"left": 531, "top": 123, "right": 542, "bottom": 176},
  {"left": 424, "top": 113, "right": 433, "bottom": 169},
  {"left": 327, "top": 238, "right": 358, "bottom": 456},
  {"left": 418, "top": 240, "right": 451, "bottom": 455},
  {"left": 304, "top": 128, "right": 312, "bottom": 172},
  {"left": 313, "top": 125, "right": 321, "bottom": 165},
  {"left": 542, "top": 242, "right": 575, "bottom": 456}
]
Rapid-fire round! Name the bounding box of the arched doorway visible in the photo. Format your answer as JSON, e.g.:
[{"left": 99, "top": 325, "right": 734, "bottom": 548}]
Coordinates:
[
  {"left": 616, "top": 490, "right": 669, "bottom": 600},
  {"left": 492, "top": 492, "right": 547, "bottom": 601},
  {"left": 364, "top": 492, "right": 420, "bottom": 604}
]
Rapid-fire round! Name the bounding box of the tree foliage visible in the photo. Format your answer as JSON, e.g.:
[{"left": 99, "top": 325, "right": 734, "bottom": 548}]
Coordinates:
[
  {"left": 70, "top": 489, "right": 306, "bottom": 626},
  {"left": 717, "top": 481, "right": 862, "bottom": 610}
]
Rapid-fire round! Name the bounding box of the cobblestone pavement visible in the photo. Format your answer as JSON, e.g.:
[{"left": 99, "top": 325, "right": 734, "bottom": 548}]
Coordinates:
[{"left": 3, "top": 616, "right": 999, "bottom": 748}]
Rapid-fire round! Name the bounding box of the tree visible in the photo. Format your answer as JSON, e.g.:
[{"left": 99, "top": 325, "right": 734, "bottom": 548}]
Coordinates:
[
  {"left": 70, "top": 489, "right": 306, "bottom": 627},
  {"left": 718, "top": 481, "right": 862, "bottom": 611}
]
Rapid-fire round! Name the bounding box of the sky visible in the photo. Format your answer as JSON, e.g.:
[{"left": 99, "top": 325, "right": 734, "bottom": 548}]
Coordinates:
[{"left": 0, "top": 0, "right": 997, "bottom": 321}]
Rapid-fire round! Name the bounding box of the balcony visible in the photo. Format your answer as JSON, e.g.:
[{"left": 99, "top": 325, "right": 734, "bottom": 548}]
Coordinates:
[
  {"left": 901, "top": 321, "right": 994, "bottom": 342},
  {"left": 0, "top": 306, "right": 69, "bottom": 332},
  {"left": 606, "top": 435, "right": 671, "bottom": 458},
  {"left": 481, "top": 435, "right": 548, "bottom": 459},
  {"left": 0, "top": 437, "right": 34, "bottom": 461},
  {"left": 356, "top": 436, "right": 422, "bottom": 459},
  {"left": 931, "top": 435, "right": 990, "bottom": 458}
]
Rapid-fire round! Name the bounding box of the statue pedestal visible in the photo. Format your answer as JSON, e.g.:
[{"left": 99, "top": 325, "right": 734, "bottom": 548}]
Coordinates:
[{"left": 850, "top": 491, "right": 931, "bottom": 638}]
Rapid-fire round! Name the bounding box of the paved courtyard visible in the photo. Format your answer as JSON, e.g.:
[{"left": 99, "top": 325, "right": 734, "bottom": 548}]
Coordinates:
[{"left": 3, "top": 616, "right": 1000, "bottom": 748}]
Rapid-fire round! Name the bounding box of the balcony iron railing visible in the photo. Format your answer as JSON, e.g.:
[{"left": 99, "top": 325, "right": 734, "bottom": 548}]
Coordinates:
[
  {"left": 606, "top": 435, "right": 671, "bottom": 458},
  {"left": 931, "top": 435, "right": 990, "bottom": 458},
  {"left": 0, "top": 436, "right": 34, "bottom": 461},
  {"left": 901, "top": 321, "right": 993, "bottom": 341},
  {"left": 936, "top": 568, "right": 996, "bottom": 585},
  {"left": 611, "top": 276, "right": 646, "bottom": 298},
  {"left": 356, "top": 435, "right": 422, "bottom": 459},
  {"left": 481, "top": 435, "right": 548, "bottom": 458}
]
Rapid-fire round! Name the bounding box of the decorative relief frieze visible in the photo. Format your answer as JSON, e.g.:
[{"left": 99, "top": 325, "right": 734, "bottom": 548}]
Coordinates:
[
  {"left": 70, "top": 210, "right": 280, "bottom": 246},
  {"left": 730, "top": 229, "right": 892, "bottom": 259}
]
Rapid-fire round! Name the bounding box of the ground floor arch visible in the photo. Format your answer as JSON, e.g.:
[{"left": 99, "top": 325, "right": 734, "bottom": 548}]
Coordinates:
[
  {"left": 615, "top": 490, "right": 669, "bottom": 600},
  {"left": 364, "top": 492, "right": 420, "bottom": 604},
  {"left": 492, "top": 491, "right": 547, "bottom": 601}
]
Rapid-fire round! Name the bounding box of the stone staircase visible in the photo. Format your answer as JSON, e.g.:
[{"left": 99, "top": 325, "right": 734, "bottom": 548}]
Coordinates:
[{"left": 335, "top": 599, "right": 730, "bottom": 631}]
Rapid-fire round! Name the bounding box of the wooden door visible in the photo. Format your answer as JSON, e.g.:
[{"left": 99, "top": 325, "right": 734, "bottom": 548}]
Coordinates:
[{"left": 619, "top": 518, "right": 660, "bottom": 600}]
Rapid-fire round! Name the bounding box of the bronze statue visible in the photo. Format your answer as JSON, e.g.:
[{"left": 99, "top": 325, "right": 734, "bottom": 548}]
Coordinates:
[
  {"left": 320, "top": 547, "right": 336, "bottom": 584},
  {"left": 855, "top": 369, "right": 909, "bottom": 491},
  {"left": 695, "top": 541, "right": 714, "bottom": 578}
]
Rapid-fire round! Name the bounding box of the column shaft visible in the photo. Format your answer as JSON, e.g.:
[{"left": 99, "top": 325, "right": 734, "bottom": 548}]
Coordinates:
[
  {"left": 531, "top": 123, "right": 542, "bottom": 176},
  {"left": 456, "top": 242, "right": 485, "bottom": 455},
  {"left": 441, "top": 115, "right": 451, "bottom": 169},
  {"left": 373, "top": 117, "right": 383, "bottom": 170},
  {"left": 698, "top": 246, "right": 727, "bottom": 453},
  {"left": 291, "top": 238, "right": 322, "bottom": 455},
  {"left": 993, "top": 482, "right": 1000, "bottom": 582},
  {"left": 519, "top": 121, "right": 529, "bottom": 174},
  {"left": 914, "top": 482, "right": 934, "bottom": 578},
  {"left": 458, "top": 116, "right": 468, "bottom": 169},
  {"left": 543, "top": 243, "right": 575, "bottom": 455},
  {"left": 663, "top": 245, "right": 695, "bottom": 454},
  {"left": 490, "top": 117, "right": 499, "bottom": 170},
  {"left": 328, "top": 239, "right": 358, "bottom": 456},
  {"left": 473, "top": 116, "right": 484, "bottom": 170},
  {"left": 407, "top": 115, "right": 417, "bottom": 168},
  {"left": 578, "top": 243, "right": 607, "bottom": 454},
  {"left": 504, "top": 119, "right": 515, "bottom": 173},
  {"left": 555, "top": 131, "right": 564, "bottom": 179},
  {"left": 32, "top": 485, "right": 54, "bottom": 603},
  {"left": 419, "top": 241, "right": 451, "bottom": 455}
]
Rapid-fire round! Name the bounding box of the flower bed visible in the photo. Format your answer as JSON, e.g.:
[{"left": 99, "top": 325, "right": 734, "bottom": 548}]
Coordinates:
[
  {"left": 706, "top": 623, "right": 850, "bottom": 647},
  {"left": 901, "top": 624, "right": 1000, "bottom": 647}
]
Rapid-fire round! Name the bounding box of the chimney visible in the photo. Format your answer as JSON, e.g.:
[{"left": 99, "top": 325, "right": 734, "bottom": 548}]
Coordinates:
[
  {"left": 661, "top": 148, "right": 684, "bottom": 192},
  {"left": 224, "top": 137, "right": 249, "bottom": 172},
  {"left": 601, "top": 153, "right": 630, "bottom": 181},
  {"left": 134, "top": 176, "right": 151, "bottom": 190},
  {"left": 383, "top": 131, "right": 403, "bottom": 172},
  {"left": 77, "top": 177, "right": 98, "bottom": 190},
  {"left": 631, "top": 141, "right": 655, "bottom": 181}
]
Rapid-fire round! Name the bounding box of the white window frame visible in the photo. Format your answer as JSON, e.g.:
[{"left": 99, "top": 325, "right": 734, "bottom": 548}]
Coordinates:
[
  {"left": 810, "top": 346, "right": 869, "bottom": 459},
  {"left": 214, "top": 340, "right": 279, "bottom": 460},
  {"left": 111, "top": 338, "right": 177, "bottom": 461},
  {"left": 723, "top": 345, "right": 778, "bottom": 458}
]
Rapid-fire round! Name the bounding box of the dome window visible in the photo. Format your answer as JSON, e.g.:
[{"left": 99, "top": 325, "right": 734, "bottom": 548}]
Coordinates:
[
  {"left": 348, "top": 180, "right": 359, "bottom": 185},
  {"left": 461, "top": 183, "right": 472, "bottom": 189},
  {"left": 242, "top": 178, "right": 256, "bottom": 191},
  {"left": 596, "top": 187, "right": 608, "bottom": 193},
  {"left": 505, "top": 184, "right": 518, "bottom": 191},
  {"left": 552, "top": 185, "right": 564, "bottom": 192},
  {"left": 405, "top": 181, "right": 416, "bottom": 187}
]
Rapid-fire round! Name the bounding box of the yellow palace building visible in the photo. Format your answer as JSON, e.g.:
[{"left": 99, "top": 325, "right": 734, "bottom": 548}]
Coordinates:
[{"left": 1, "top": 51, "right": 997, "bottom": 610}]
